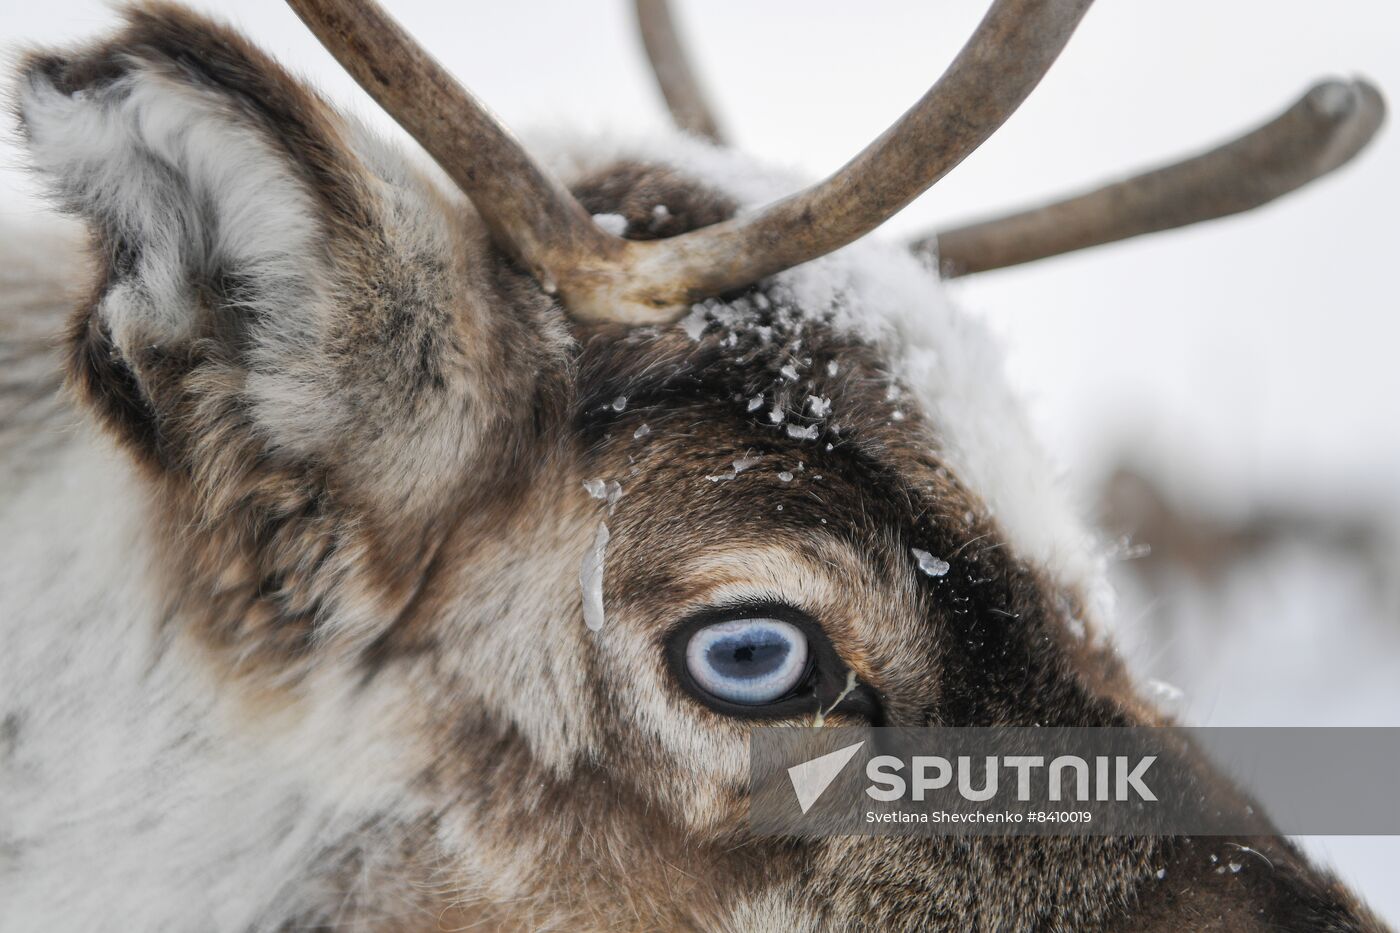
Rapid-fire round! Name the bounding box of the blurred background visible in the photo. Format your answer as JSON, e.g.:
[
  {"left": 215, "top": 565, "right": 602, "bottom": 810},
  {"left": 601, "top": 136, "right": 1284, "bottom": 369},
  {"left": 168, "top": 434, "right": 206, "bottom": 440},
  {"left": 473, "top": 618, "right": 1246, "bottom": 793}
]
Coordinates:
[{"left": 3, "top": 0, "right": 1397, "bottom": 922}]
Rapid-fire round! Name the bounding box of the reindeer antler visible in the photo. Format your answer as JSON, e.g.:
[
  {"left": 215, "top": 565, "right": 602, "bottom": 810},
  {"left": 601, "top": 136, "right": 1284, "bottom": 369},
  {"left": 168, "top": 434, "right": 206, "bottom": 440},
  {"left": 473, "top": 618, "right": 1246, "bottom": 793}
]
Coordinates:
[
  {"left": 635, "top": 4, "right": 1386, "bottom": 283},
  {"left": 634, "top": 0, "right": 724, "bottom": 144},
  {"left": 283, "top": 0, "right": 625, "bottom": 302},
  {"left": 286, "top": 0, "right": 1091, "bottom": 323},
  {"left": 920, "top": 79, "right": 1386, "bottom": 276}
]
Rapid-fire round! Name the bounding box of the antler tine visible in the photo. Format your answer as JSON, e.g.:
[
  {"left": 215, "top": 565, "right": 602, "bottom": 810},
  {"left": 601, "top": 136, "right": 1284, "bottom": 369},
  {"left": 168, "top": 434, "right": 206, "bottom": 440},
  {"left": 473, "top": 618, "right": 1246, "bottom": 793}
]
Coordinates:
[
  {"left": 603, "top": 0, "right": 1095, "bottom": 319},
  {"left": 283, "top": 0, "right": 623, "bottom": 301},
  {"left": 922, "top": 79, "right": 1386, "bottom": 277},
  {"left": 634, "top": 0, "right": 725, "bottom": 144},
  {"left": 288, "top": 0, "right": 1092, "bottom": 324}
]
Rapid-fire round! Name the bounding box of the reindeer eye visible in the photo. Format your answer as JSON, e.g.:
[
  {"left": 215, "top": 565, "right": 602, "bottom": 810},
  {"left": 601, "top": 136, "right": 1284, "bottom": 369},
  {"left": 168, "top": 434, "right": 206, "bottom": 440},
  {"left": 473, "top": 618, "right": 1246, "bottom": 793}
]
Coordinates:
[{"left": 684, "top": 618, "right": 809, "bottom": 705}]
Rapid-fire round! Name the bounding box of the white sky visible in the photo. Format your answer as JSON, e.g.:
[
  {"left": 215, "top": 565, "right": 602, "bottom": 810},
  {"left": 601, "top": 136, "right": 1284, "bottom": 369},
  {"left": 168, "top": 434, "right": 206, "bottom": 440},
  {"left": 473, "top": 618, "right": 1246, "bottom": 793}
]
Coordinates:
[{"left": 3, "top": 0, "right": 1398, "bottom": 921}]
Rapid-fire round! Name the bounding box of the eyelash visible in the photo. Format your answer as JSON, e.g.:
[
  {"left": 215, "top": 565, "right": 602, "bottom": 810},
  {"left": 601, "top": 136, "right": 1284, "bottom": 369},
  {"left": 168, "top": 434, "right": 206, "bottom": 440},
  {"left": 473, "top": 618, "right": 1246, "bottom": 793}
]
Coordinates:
[{"left": 663, "top": 601, "right": 884, "bottom": 723}]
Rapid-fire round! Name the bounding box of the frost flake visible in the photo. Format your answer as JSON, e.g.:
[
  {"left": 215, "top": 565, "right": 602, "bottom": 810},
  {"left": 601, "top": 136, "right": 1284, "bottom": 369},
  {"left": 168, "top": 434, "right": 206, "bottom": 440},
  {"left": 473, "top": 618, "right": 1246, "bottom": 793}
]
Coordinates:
[
  {"left": 580, "top": 522, "right": 611, "bottom": 632},
  {"left": 911, "top": 548, "right": 950, "bottom": 577}
]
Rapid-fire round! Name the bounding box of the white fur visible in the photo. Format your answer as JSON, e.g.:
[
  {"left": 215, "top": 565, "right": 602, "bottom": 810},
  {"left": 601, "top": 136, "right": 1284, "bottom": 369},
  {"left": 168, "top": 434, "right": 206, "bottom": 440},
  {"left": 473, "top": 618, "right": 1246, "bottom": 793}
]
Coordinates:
[
  {"left": 19, "top": 69, "right": 318, "bottom": 354},
  {"left": 0, "top": 423, "right": 433, "bottom": 931},
  {"left": 17, "top": 59, "right": 498, "bottom": 524}
]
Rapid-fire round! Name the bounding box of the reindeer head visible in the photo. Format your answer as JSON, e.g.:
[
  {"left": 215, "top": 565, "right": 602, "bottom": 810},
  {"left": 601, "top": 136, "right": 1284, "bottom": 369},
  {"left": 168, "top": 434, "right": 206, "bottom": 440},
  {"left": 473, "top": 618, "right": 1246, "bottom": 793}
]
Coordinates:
[{"left": 11, "top": 0, "right": 1388, "bottom": 929}]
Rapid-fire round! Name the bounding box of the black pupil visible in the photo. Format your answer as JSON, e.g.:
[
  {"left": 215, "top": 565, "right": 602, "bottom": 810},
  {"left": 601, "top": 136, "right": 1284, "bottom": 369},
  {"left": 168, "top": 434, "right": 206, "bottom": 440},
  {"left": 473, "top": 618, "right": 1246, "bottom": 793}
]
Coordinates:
[{"left": 707, "top": 631, "right": 789, "bottom": 680}]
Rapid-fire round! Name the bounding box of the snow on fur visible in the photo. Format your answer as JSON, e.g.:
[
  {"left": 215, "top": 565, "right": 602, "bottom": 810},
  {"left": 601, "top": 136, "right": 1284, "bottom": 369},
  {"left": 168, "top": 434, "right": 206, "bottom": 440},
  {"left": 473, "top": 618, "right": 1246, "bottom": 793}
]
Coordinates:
[{"left": 542, "top": 128, "right": 1109, "bottom": 612}]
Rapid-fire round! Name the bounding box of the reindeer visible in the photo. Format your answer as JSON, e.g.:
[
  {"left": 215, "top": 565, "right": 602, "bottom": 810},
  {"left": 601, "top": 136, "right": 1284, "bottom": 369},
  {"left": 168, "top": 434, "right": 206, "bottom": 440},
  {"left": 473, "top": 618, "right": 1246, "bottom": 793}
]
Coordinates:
[{"left": 0, "top": 0, "right": 1389, "bottom": 929}]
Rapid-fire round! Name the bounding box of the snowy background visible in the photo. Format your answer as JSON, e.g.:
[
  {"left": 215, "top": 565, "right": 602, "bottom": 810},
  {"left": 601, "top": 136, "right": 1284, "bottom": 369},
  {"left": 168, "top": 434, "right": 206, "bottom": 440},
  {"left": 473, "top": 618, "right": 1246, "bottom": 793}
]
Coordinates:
[{"left": 3, "top": 0, "right": 1397, "bottom": 921}]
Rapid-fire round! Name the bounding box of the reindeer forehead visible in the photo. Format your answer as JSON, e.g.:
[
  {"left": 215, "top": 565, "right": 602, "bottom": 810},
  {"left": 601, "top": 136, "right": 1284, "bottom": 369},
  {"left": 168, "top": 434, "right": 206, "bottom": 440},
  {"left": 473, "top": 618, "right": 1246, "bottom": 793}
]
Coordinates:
[
  {"left": 573, "top": 295, "right": 951, "bottom": 530},
  {"left": 548, "top": 149, "right": 1106, "bottom": 611}
]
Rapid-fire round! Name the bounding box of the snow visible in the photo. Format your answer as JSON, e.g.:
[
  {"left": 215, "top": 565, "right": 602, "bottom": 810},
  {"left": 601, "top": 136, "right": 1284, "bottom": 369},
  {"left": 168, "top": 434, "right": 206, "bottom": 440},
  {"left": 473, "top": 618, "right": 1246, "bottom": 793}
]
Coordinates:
[
  {"left": 590, "top": 212, "right": 627, "bottom": 236},
  {"left": 805, "top": 396, "right": 831, "bottom": 418},
  {"left": 785, "top": 423, "right": 818, "bottom": 441},
  {"left": 706, "top": 457, "right": 762, "bottom": 483},
  {"left": 910, "top": 548, "right": 951, "bottom": 578},
  {"left": 747, "top": 394, "right": 764, "bottom": 412},
  {"left": 1107, "top": 536, "right": 1152, "bottom": 562},
  {"left": 632, "top": 423, "right": 651, "bottom": 439},
  {"left": 1144, "top": 678, "right": 1185, "bottom": 711},
  {"left": 812, "top": 671, "right": 859, "bottom": 727},
  {"left": 778, "top": 471, "right": 793, "bottom": 482},
  {"left": 610, "top": 395, "right": 627, "bottom": 412},
  {"left": 679, "top": 306, "right": 709, "bottom": 341},
  {"left": 579, "top": 522, "right": 610, "bottom": 632},
  {"left": 581, "top": 478, "right": 622, "bottom": 511}
]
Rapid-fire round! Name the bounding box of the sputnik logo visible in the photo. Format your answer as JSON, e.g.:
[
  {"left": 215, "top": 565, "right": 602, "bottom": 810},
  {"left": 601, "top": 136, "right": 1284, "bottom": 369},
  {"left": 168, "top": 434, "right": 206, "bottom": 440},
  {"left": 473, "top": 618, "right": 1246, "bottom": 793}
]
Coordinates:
[{"left": 787, "top": 741, "right": 865, "bottom": 814}]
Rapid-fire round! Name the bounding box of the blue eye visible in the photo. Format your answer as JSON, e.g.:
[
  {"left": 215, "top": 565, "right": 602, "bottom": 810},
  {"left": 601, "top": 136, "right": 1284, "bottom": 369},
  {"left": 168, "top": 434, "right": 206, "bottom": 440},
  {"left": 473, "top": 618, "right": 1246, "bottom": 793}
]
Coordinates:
[{"left": 685, "top": 618, "right": 809, "bottom": 705}]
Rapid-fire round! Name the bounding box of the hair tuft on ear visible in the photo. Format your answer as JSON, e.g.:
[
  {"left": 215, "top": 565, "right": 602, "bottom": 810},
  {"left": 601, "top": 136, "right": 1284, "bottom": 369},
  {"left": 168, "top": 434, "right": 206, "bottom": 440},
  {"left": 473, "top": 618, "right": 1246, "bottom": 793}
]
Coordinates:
[{"left": 11, "top": 2, "right": 570, "bottom": 533}]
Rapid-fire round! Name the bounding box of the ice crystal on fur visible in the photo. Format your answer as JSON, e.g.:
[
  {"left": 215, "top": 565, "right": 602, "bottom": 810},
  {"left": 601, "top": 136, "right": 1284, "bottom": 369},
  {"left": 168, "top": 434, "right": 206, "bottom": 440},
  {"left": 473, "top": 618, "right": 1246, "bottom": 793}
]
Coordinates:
[
  {"left": 591, "top": 212, "right": 628, "bottom": 236},
  {"left": 580, "top": 522, "right": 611, "bottom": 632},
  {"left": 911, "top": 548, "right": 951, "bottom": 577}
]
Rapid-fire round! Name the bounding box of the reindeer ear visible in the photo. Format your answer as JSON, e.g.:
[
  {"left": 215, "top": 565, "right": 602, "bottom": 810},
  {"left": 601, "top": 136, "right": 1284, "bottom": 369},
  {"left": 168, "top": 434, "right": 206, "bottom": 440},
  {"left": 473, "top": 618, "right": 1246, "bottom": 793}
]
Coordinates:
[
  {"left": 14, "top": 4, "right": 539, "bottom": 515},
  {"left": 17, "top": 3, "right": 369, "bottom": 423}
]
